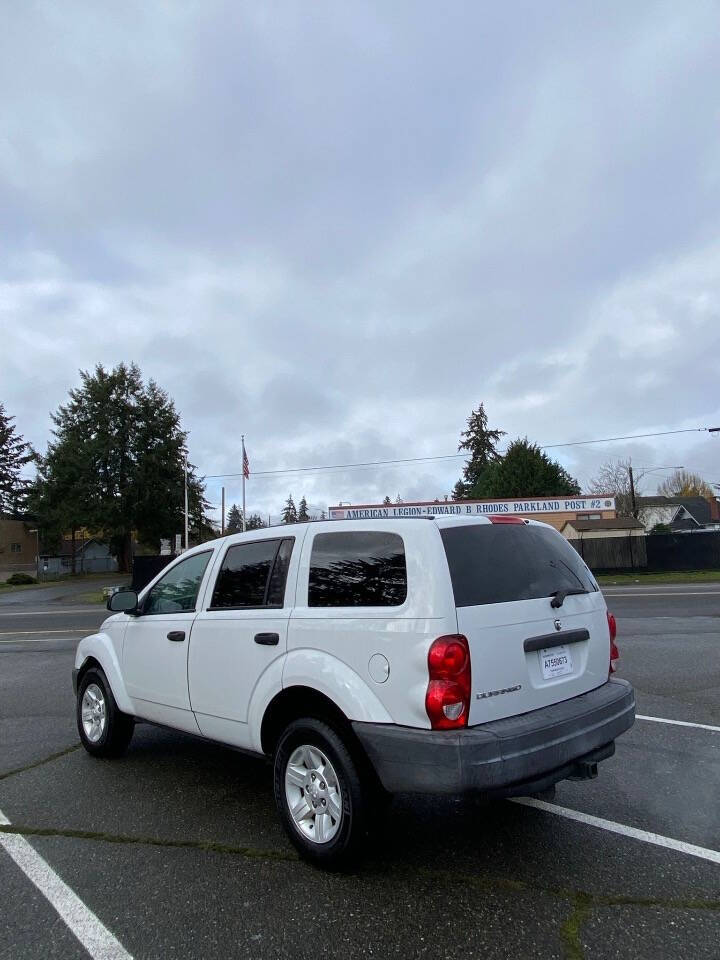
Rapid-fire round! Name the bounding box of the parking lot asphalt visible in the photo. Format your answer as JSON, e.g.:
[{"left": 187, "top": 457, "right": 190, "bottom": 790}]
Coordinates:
[{"left": 1, "top": 585, "right": 718, "bottom": 959}]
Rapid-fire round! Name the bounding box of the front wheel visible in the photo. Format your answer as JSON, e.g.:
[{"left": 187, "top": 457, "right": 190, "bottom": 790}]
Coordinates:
[
  {"left": 273, "top": 718, "right": 368, "bottom": 869},
  {"left": 77, "top": 667, "right": 134, "bottom": 757}
]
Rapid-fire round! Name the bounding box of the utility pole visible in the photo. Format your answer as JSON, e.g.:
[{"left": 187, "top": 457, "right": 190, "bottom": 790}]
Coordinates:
[
  {"left": 221, "top": 486, "right": 225, "bottom": 535},
  {"left": 184, "top": 454, "right": 189, "bottom": 551},
  {"left": 628, "top": 465, "right": 637, "bottom": 518},
  {"left": 241, "top": 435, "right": 247, "bottom": 533},
  {"left": 29, "top": 528, "right": 39, "bottom": 581}
]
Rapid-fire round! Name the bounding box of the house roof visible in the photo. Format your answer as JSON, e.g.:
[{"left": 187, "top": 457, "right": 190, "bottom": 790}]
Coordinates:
[
  {"left": 562, "top": 518, "right": 644, "bottom": 532},
  {"left": 59, "top": 537, "right": 104, "bottom": 557},
  {"left": 636, "top": 496, "right": 712, "bottom": 524}
]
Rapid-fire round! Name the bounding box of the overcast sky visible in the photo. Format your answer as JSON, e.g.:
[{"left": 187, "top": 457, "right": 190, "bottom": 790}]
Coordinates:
[{"left": 2, "top": 1, "right": 719, "bottom": 523}]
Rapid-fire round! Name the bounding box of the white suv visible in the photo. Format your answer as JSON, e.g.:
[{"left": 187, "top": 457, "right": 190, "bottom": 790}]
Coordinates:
[{"left": 73, "top": 516, "right": 634, "bottom": 867}]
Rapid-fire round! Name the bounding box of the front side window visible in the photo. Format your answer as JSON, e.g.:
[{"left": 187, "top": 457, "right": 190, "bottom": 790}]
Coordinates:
[
  {"left": 210, "top": 538, "right": 294, "bottom": 609},
  {"left": 143, "top": 551, "right": 212, "bottom": 615},
  {"left": 308, "top": 531, "right": 407, "bottom": 607}
]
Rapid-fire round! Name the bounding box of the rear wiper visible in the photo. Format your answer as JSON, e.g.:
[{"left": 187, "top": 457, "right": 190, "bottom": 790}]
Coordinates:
[{"left": 550, "top": 587, "right": 589, "bottom": 608}]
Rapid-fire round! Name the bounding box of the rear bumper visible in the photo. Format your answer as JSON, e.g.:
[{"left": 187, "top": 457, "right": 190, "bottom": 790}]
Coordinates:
[{"left": 352, "top": 678, "right": 635, "bottom": 795}]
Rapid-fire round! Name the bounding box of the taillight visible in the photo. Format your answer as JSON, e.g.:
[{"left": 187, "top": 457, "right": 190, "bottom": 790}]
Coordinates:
[
  {"left": 607, "top": 611, "right": 619, "bottom": 674},
  {"left": 425, "top": 635, "right": 471, "bottom": 729},
  {"left": 488, "top": 515, "right": 524, "bottom": 524}
]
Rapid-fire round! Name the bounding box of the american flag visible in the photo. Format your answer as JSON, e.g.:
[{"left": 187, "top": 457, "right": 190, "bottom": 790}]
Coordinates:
[{"left": 242, "top": 445, "right": 250, "bottom": 479}]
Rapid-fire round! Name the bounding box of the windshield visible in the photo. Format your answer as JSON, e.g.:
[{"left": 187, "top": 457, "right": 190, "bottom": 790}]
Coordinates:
[{"left": 440, "top": 523, "right": 598, "bottom": 608}]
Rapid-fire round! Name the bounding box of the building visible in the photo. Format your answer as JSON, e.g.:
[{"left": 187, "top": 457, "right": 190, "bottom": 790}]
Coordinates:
[
  {"left": 635, "top": 496, "right": 720, "bottom": 533},
  {"left": 41, "top": 537, "right": 117, "bottom": 575},
  {"left": 561, "top": 517, "right": 646, "bottom": 569},
  {"left": 0, "top": 515, "right": 37, "bottom": 578},
  {"left": 329, "top": 495, "right": 617, "bottom": 531}
]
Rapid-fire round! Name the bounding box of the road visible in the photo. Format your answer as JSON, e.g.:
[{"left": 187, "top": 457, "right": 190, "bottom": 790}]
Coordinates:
[{"left": 1, "top": 582, "right": 718, "bottom": 959}]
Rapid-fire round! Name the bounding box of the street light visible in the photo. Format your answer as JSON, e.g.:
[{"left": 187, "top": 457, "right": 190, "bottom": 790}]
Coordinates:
[
  {"left": 625, "top": 465, "right": 684, "bottom": 516},
  {"left": 28, "top": 528, "right": 39, "bottom": 581}
]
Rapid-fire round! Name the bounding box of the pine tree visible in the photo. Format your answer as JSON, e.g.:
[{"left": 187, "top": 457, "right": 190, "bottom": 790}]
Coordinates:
[
  {"left": 245, "top": 513, "right": 267, "bottom": 530},
  {"left": 297, "top": 496, "right": 310, "bottom": 522},
  {"left": 0, "top": 402, "right": 34, "bottom": 516},
  {"left": 454, "top": 403, "right": 505, "bottom": 499},
  {"left": 472, "top": 438, "right": 580, "bottom": 499},
  {"left": 281, "top": 495, "right": 297, "bottom": 523},
  {"left": 382, "top": 496, "right": 392, "bottom": 505},
  {"left": 226, "top": 503, "right": 243, "bottom": 533},
  {"left": 395, "top": 494, "right": 403, "bottom": 503},
  {"left": 34, "top": 363, "right": 209, "bottom": 571}
]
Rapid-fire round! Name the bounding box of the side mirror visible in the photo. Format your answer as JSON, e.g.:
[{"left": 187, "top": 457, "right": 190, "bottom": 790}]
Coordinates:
[{"left": 108, "top": 589, "right": 140, "bottom": 614}]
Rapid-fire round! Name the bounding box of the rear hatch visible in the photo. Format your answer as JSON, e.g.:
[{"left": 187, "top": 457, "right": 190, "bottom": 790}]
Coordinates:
[{"left": 439, "top": 519, "right": 610, "bottom": 724}]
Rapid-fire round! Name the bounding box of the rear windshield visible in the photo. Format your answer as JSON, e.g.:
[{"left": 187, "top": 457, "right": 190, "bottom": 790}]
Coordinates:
[{"left": 440, "top": 523, "right": 598, "bottom": 607}]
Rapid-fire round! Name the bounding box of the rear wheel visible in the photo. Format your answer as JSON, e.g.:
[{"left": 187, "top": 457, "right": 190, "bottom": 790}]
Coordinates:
[
  {"left": 77, "top": 668, "right": 134, "bottom": 757},
  {"left": 273, "top": 718, "right": 368, "bottom": 868}
]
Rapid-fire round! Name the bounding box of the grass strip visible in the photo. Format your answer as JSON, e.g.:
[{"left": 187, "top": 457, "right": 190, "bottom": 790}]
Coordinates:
[
  {"left": 0, "top": 822, "right": 297, "bottom": 863},
  {"left": 596, "top": 570, "right": 720, "bottom": 585},
  {"left": 0, "top": 744, "right": 82, "bottom": 782}
]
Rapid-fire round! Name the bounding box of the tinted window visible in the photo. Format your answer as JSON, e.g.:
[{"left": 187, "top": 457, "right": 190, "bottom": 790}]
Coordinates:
[
  {"left": 441, "top": 523, "right": 598, "bottom": 608},
  {"left": 210, "top": 538, "right": 294, "bottom": 609},
  {"left": 267, "top": 538, "right": 294, "bottom": 605},
  {"left": 308, "top": 532, "right": 407, "bottom": 607},
  {"left": 144, "top": 551, "right": 212, "bottom": 615}
]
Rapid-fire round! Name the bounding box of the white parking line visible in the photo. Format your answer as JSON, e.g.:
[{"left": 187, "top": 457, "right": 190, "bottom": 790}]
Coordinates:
[
  {"left": 0, "top": 637, "right": 83, "bottom": 644},
  {"left": 0, "top": 809, "right": 133, "bottom": 959},
  {"left": 0, "top": 609, "right": 102, "bottom": 616},
  {"left": 637, "top": 714, "right": 720, "bottom": 733},
  {"left": 0, "top": 630, "right": 87, "bottom": 641},
  {"left": 511, "top": 798, "right": 720, "bottom": 865}
]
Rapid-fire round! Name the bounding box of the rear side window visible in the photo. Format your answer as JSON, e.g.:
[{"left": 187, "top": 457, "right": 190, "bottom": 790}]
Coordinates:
[
  {"left": 441, "top": 523, "right": 597, "bottom": 608},
  {"left": 210, "top": 538, "right": 294, "bottom": 609},
  {"left": 308, "top": 531, "right": 407, "bottom": 607}
]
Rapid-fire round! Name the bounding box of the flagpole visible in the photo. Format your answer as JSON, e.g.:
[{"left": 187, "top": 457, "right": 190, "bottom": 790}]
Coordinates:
[
  {"left": 183, "top": 454, "right": 189, "bottom": 551},
  {"left": 241, "top": 435, "right": 247, "bottom": 532}
]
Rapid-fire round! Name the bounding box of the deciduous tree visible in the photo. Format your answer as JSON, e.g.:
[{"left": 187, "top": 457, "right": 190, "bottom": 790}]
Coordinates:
[
  {"left": 588, "top": 459, "right": 649, "bottom": 517},
  {"left": 657, "top": 470, "right": 715, "bottom": 499}
]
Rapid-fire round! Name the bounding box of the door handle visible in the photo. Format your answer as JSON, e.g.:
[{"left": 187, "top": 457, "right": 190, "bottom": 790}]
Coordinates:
[
  {"left": 167, "top": 631, "right": 186, "bottom": 642},
  {"left": 254, "top": 632, "right": 279, "bottom": 646}
]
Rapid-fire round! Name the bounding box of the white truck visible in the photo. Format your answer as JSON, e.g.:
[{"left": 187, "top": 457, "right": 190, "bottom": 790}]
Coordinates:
[{"left": 73, "top": 515, "right": 634, "bottom": 867}]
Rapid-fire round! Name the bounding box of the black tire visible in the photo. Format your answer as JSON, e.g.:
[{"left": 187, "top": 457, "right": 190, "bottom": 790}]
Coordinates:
[
  {"left": 76, "top": 667, "right": 135, "bottom": 758},
  {"left": 273, "top": 718, "right": 369, "bottom": 869}
]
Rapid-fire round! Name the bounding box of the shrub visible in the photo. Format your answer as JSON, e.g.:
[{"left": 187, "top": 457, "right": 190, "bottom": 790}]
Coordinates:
[{"left": 6, "top": 572, "right": 37, "bottom": 585}]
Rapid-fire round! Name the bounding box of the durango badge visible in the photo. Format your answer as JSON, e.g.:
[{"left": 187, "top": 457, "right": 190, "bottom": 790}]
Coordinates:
[{"left": 476, "top": 684, "right": 522, "bottom": 700}]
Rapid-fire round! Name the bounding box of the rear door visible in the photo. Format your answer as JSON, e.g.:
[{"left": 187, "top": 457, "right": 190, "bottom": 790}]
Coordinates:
[
  {"left": 440, "top": 520, "right": 610, "bottom": 724},
  {"left": 188, "top": 534, "right": 299, "bottom": 750}
]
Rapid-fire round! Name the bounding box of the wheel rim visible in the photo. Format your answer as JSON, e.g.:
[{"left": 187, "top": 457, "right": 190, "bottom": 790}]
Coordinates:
[
  {"left": 284, "top": 744, "right": 343, "bottom": 844},
  {"left": 81, "top": 683, "right": 106, "bottom": 743}
]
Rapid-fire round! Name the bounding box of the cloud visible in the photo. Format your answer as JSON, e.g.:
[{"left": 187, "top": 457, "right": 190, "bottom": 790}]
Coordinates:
[{"left": 1, "top": 1, "right": 719, "bottom": 524}]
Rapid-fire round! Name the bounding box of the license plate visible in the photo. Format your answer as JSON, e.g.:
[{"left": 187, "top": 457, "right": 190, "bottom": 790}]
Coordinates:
[{"left": 539, "top": 645, "right": 573, "bottom": 679}]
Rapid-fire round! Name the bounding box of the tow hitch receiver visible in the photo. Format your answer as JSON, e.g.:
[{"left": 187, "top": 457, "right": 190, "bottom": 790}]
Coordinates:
[{"left": 568, "top": 758, "right": 598, "bottom": 781}]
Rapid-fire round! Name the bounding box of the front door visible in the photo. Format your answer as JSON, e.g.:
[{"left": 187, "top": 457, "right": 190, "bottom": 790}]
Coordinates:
[{"left": 123, "top": 549, "right": 215, "bottom": 733}]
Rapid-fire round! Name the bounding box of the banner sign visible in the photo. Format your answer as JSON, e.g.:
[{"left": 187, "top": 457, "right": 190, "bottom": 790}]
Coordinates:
[{"left": 329, "top": 497, "right": 615, "bottom": 520}]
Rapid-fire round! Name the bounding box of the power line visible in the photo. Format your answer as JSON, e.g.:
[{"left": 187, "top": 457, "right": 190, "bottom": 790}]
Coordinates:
[{"left": 203, "top": 426, "right": 714, "bottom": 481}]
